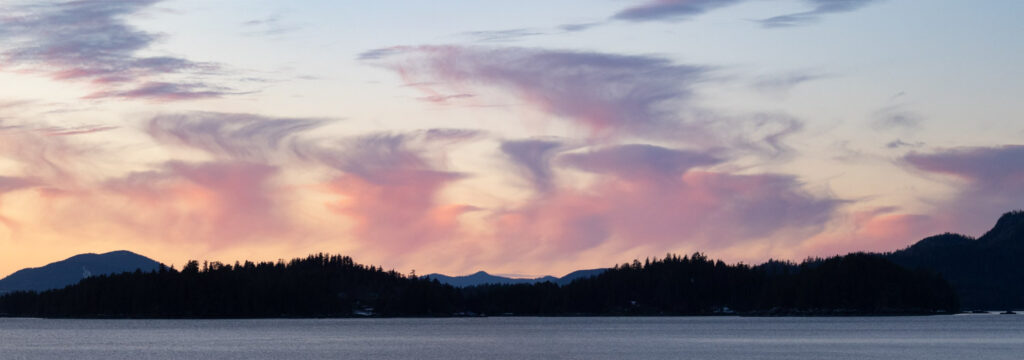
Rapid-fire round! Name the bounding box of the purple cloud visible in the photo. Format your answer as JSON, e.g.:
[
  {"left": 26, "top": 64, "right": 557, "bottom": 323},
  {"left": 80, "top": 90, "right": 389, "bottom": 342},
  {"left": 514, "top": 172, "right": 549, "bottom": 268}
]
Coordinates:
[
  {"left": 146, "top": 112, "right": 480, "bottom": 185},
  {"left": 305, "top": 130, "right": 480, "bottom": 185},
  {"left": 558, "top": 23, "right": 602, "bottom": 32},
  {"left": 613, "top": 0, "right": 745, "bottom": 22},
  {"left": 759, "top": 0, "right": 883, "bottom": 28},
  {"left": 904, "top": 145, "right": 1024, "bottom": 234},
  {"left": 906, "top": 145, "right": 1024, "bottom": 190},
  {"left": 87, "top": 82, "right": 235, "bottom": 102},
  {"left": 362, "top": 45, "right": 709, "bottom": 140},
  {"left": 886, "top": 139, "right": 922, "bottom": 149},
  {"left": 611, "top": 0, "right": 880, "bottom": 26},
  {"left": 500, "top": 139, "right": 565, "bottom": 193},
  {"left": 0, "top": 176, "right": 36, "bottom": 193},
  {"left": 147, "top": 112, "right": 326, "bottom": 162},
  {"left": 364, "top": 45, "right": 812, "bottom": 159},
  {"left": 560, "top": 144, "right": 722, "bottom": 178},
  {"left": 462, "top": 28, "right": 547, "bottom": 42},
  {"left": 0, "top": 0, "right": 231, "bottom": 100}
]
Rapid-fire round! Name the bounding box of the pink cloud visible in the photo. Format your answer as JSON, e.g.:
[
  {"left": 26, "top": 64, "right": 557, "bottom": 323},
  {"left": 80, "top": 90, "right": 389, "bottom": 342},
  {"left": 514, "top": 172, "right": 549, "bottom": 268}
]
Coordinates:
[
  {"left": 143, "top": 112, "right": 482, "bottom": 253},
  {"left": 102, "top": 161, "right": 289, "bottom": 247},
  {"left": 491, "top": 144, "right": 839, "bottom": 260},
  {"left": 0, "top": 122, "right": 85, "bottom": 186},
  {"left": 325, "top": 170, "right": 475, "bottom": 253},
  {"left": 309, "top": 132, "right": 481, "bottom": 255},
  {"left": 799, "top": 207, "right": 937, "bottom": 257}
]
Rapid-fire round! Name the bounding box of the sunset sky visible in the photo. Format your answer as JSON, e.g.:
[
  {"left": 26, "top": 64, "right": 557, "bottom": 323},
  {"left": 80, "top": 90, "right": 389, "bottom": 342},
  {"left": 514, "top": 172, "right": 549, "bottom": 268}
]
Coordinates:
[{"left": 1, "top": 0, "right": 1022, "bottom": 278}]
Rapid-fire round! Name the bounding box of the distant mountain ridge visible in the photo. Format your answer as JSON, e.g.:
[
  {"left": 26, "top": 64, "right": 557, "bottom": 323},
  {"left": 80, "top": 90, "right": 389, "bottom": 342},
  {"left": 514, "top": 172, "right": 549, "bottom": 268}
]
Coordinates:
[
  {"left": 887, "top": 210, "right": 1024, "bottom": 309},
  {"left": 0, "top": 251, "right": 162, "bottom": 294},
  {"left": 425, "top": 269, "right": 607, "bottom": 287}
]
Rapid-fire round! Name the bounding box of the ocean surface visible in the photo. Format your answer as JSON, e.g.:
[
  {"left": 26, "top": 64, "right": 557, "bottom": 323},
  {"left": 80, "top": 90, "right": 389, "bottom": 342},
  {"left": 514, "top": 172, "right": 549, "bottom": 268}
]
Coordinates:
[{"left": 1, "top": 315, "right": 1022, "bottom": 359}]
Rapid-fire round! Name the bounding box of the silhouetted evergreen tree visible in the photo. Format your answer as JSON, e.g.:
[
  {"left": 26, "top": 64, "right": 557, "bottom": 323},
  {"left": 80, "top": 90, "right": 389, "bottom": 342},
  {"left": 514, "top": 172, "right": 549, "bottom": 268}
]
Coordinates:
[{"left": 0, "top": 251, "right": 957, "bottom": 318}]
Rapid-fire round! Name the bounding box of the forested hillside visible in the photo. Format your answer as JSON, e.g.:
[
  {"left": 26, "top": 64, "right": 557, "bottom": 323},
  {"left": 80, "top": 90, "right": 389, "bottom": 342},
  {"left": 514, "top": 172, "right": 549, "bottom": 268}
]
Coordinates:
[
  {"left": 0, "top": 252, "right": 957, "bottom": 318},
  {"left": 887, "top": 211, "right": 1024, "bottom": 309}
]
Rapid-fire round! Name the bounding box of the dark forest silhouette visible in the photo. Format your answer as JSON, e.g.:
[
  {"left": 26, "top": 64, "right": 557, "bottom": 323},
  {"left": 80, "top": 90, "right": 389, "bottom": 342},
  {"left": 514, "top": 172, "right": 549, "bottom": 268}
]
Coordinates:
[
  {"left": 886, "top": 211, "right": 1024, "bottom": 310},
  {"left": 5, "top": 210, "right": 1023, "bottom": 318},
  {"left": 0, "top": 252, "right": 957, "bottom": 318}
]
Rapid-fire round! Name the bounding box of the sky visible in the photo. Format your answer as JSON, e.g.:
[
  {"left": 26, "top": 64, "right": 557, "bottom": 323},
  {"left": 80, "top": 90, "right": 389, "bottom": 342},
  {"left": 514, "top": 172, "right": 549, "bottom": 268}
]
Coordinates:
[{"left": 0, "top": 0, "right": 1022, "bottom": 278}]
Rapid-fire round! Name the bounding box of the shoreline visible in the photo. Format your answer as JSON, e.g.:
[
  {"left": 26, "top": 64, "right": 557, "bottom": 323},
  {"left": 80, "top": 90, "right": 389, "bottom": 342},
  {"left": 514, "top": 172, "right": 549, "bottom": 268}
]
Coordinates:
[{"left": 0, "top": 311, "right": 966, "bottom": 320}]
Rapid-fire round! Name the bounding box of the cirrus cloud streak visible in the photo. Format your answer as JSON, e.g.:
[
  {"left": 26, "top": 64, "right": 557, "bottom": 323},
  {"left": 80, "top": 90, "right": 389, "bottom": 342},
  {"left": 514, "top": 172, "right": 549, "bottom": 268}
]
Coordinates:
[{"left": 0, "top": 0, "right": 233, "bottom": 101}]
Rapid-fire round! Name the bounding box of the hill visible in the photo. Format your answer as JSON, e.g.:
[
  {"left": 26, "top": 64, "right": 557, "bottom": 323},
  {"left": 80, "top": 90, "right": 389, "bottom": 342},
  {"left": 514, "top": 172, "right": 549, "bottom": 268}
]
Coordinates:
[
  {"left": 887, "top": 211, "right": 1024, "bottom": 309},
  {"left": 0, "top": 251, "right": 162, "bottom": 294},
  {"left": 0, "top": 252, "right": 957, "bottom": 318},
  {"left": 424, "top": 269, "right": 606, "bottom": 287}
]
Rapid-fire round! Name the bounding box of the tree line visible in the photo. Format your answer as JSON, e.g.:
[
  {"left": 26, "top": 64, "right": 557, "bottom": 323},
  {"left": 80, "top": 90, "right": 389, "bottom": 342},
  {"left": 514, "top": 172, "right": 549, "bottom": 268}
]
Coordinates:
[{"left": 0, "top": 252, "right": 958, "bottom": 318}]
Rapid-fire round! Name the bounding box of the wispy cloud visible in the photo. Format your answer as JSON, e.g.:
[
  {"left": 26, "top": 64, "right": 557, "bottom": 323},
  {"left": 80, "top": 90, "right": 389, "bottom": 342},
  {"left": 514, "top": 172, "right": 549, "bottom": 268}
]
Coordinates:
[
  {"left": 613, "top": 0, "right": 745, "bottom": 22},
  {"left": 364, "top": 45, "right": 812, "bottom": 161},
  {"left": 461, "top": 21, "right": 605, "bottom": 43},
  {"left": 904, "top": 145, "right": 1024, "bottom": 234},
  {"left": 500, "top": 139, "right": 566, "bottom": 193},
  {"left": 885, "top": 139, "right": 923, "bottom": 149},
  {"left": 0, "top": 176, "right": 37, "bottom": 193},
  {"left": 807, "top": 144, "right": 1024, "bottom": 256},
  {"left": 906, "top": 145, "right": 1024, "bottom": 191},
  {"left": 85, "top": 82, "right": 240, "bottom": 102},
  {"left": 759, "top": 0, "right": 883, "bottom": 28},
  {"left": 558, "top": 23, "right": 603, "bottom": 32},
  {"left": 147, "top": 112, "right": 483, "bottom": 256},
  {"left": 0, "top": 0, "right": 233, "bottom": 101},
  {"left": 872, "top": 104, "right": 924, "bottom": 131},
  {"left": 462, "top": 28, "right": 547, "bottom": 42},
  {"left": 311, "top": 131, "right": 482, "bottom": 256},
  {"left": 242, "top": 12, "right": 302, "bottom": 37},
  {"left": 102, "top": 161, "right": 289, "bottom": 248},
  {"left": 611, "top": 0, "right": 881, "bottom": 27},
  {"left": 147, "top": 112, "right": 328, "bottom": 162},
  {"left": 362, "top": 45, "right": 710, "bottom": 140},
  {"left": 492, "top": 143, "right": 839, "bottom": 259},
  {"left": 752, "top": 72, "right": 826, "bottom": 93},
  {"left": 0, "top": 176, "right": 38, "bottom": 229},
  {"left": 0, "top": 120, "right": 90, "bottom": 185},
  {"left": 40, "top": 125, "right": 118, "bottom": 137},
  {"left": 559, "top": 144, "right": 722, "bottom": 178}
]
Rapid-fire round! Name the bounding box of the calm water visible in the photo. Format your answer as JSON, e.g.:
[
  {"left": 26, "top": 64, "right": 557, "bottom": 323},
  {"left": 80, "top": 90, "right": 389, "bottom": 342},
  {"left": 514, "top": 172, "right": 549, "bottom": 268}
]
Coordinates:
[{"left": 1, "top": 316, "right": 1023, "bottom": 359}]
